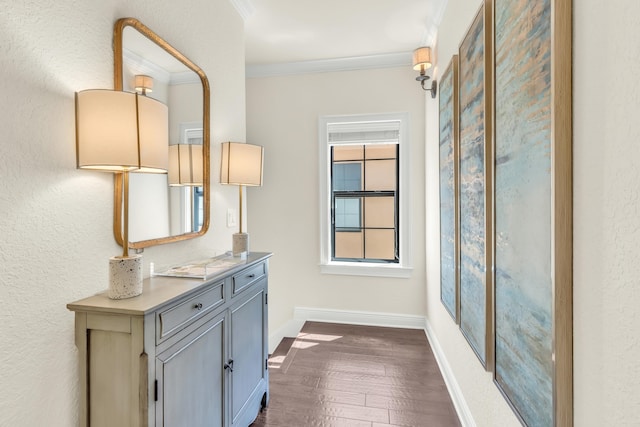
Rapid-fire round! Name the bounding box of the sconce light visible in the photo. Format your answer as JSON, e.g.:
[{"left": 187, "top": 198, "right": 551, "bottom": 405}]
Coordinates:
[
  {"left": 413, "top": 46, "right": 438, "bottom": 98},
  {"left": 220, "top": 142, "right": 264, "bottom": 256},
  {"left": 169, "top": 144, "right": 203, "bottom": 186},
  {"left": 76, "top": 89, "right": 168, "bottom": 299},
  {"left": 134, "top": 75, "right": 154, "bottom": 95}
]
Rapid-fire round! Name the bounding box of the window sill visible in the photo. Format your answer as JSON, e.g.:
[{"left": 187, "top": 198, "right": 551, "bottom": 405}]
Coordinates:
[{"left": 320, "top": 262, "right": 412, "bottom": 279}]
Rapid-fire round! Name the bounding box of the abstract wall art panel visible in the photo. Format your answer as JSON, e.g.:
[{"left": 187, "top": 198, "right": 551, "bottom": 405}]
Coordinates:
[
  {"left": 439, "top": 55, "right": 459, "bottom": 322},
  {"left": 458, "top": 1, "right": 493, "bottom": 369},
  {"left": 493, "top": 0, "right": 572, "bottom": 425}
]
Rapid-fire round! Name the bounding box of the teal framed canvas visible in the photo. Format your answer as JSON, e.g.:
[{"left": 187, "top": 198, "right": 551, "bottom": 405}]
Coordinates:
[
  {"left": 439, "top": 55, "right": 460, "bottom": 323},
  {"left": 458, "top": 1, "right": 494, "bottom": 369},
  {"left": 493, "top": 0, "right": 573, "bottom": 425}
]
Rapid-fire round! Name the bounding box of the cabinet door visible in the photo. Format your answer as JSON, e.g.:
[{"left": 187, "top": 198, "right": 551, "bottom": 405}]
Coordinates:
[
  {"left": 156, "top": 312, "right": 226, "bottom": 427},
  {"left": 230, "top": 282, "right": 267, "bottom": 425}
]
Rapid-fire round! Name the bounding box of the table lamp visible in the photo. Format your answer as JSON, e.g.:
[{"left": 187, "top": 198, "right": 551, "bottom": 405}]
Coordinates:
[
  {"left": 168, "top": 144, "right": 203, "bottom": 186},
  {"left": 76, "top": 89, "right": 168, "bottom": 299},
  {"left": 220, "top": 142, "right": 264, "bottom": 255}
]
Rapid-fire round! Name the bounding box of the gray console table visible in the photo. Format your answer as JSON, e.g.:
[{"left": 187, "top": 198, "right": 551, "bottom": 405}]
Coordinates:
[{"left": 67, "top": 252, "right": 271, "bottom": 427}]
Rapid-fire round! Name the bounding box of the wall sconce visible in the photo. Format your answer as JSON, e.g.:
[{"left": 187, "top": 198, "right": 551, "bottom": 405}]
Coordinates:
[
  {"left": 76, "top": 89, "right": 168, "bottom": 299},
  {"left": 220, "top": 142, "right": 264, "bottom": 256},
  {"left": 169, "top": 144, "right": 203, "bottom": 186},
  {"left": 134, "top": 74, "right": 154, "bottom": 95},
  {"left": 413, "top": 46, "right": 438, "bottom": 98}
]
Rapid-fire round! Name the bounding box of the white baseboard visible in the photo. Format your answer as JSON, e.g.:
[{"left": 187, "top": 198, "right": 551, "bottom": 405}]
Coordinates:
[
  {"left": 424, "top": 319, "right": 476, "bottom": 427},
  {"left": 269, "top": 307, "right": 425, "bottom": 353},
  {"left": 294, "top": 306, "right": 426, "bottom": 329},
  {"left": 268, "top": 318, "right": 305, "bottom": 353}
]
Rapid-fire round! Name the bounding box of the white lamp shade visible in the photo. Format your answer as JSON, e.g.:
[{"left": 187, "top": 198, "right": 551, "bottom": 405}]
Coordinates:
[
  {"left": 137, "top": 94, "right": 169, "bottom": 173},
  {"left": 169, "top": 144, "right": 203, "bottom": 186},
  {"left": 75, "top": 89, "right": 168, "bottom": 173},
  {"left": 220, "top": 142, "right": 264, "bottom": 186},
  {"left": 412, "top": 46, "right": 433, "bottom": 71},
  {"left": 134, "top": 75, "right": 153, "bottom": 93},
  {"left": 76, "top": 90, "right": 138, "bottom": 171}
]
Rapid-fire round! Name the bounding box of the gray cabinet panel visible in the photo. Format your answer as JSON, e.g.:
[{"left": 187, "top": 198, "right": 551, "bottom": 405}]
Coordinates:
[
  {"left": 157, "top": 314, "right": 225, "bottom": 427},
  {"left": 88, "top": 330, "right": 132, "bottom": 427},
  {"left": 231, "top": 286, "right": 266, "bottom": 424}
]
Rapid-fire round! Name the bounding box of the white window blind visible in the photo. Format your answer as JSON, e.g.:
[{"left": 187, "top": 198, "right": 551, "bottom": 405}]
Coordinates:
[{"left": 328, "top": 120, "right": 400, "bottom": 145}]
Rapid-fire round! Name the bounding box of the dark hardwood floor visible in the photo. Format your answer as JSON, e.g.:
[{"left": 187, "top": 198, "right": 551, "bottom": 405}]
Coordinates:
[{"left": 251, "top": 321, "right": 461, "bottom": 427}]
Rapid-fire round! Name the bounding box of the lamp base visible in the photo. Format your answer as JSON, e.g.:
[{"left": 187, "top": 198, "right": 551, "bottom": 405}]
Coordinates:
[
  {"left": 232, "top": 232, "right": 249, "bottom": 256},
  {"left": 108, "top": 255, "right": 143, "bottom": 299}
]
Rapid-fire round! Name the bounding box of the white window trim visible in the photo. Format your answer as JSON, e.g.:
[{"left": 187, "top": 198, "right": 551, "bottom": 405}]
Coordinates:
[{"left": 318, "top": 112, "right": 413, "bottom": 279}]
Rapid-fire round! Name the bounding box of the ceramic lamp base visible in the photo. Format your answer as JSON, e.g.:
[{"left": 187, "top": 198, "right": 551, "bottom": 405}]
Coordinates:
[
  {"left": 232, "top": 232, "right": 249, "bottom": 256},
  {"left": 108, "top": 255, "right": 143, "bottom": 299}
]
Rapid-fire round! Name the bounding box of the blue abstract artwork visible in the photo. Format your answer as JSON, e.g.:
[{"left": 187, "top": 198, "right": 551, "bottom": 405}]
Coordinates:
[
  {"left": 458, "top": 4, "right": 487, "bottom": 365},
  {"left": 439, "top": 57, "right": 458, "bottom": 321},
  {"left": 494, "top": 0, "right": 552, "bottom": 425}
]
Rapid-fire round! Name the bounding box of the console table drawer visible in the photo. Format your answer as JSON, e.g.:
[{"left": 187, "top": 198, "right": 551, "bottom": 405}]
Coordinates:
[
  {"left": 157, "top": 282, "right": 224, "bottom": 341},
  {"left": 232, "top": 262, "right": 266, "bottom": 296}
]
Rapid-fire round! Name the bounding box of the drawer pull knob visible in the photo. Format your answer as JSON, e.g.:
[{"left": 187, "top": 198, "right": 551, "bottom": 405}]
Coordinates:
[
  {"left": 224, "top": 359, "right": 234, "bottom": 372},
  {"left": 248, "top": 274, "right": 255, "bottom": 279},
  {"left": 194, "top": 303, "right": 203, "bottom": 310}
]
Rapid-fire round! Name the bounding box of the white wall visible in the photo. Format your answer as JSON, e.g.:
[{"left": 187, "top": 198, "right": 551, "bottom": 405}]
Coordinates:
[
  {"left": 573, "top": 1, "right": 640, "bottom": 425},
  {"left": 0, "top": 0, "right": 245, "bottom": 425},
  {"left": 426, "top": 0, "right": 640, "bottom": 426},
  {"left": 246, "top": 67, "right": 426, "bottom": 336},
  {"left": 168, "top": 83, "right": 203, "bottom": 145}
]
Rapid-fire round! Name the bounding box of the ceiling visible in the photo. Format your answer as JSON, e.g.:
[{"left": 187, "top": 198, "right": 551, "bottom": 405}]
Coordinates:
[{"left": 239, "top": 0, "right": 447, "bottom": 72}]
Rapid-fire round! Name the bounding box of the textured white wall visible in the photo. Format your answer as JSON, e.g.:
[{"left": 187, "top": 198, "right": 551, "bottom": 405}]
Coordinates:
[
  {"left": 0, "top": 0, "right": 245, "bottom": 425},
  {"left": 246, "top": 67, "right": 426, "bottom": 334},
  {"left": 573, "top": 1, "right": 640, "bottom": 425},
  {"left": 426, "top": 0, "right": 640, "bottom": 426}
]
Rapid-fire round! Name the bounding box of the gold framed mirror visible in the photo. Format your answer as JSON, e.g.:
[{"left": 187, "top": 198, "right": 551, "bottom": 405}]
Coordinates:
[{"left": 113, "top": 18, "right": 210, "bottom": 249}]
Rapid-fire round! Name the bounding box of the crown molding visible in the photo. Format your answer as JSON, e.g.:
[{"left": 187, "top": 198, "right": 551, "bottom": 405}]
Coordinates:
[
  {"left": 123, "top": 48, "right": 171, "bottom": 84},
  {"left": 246, "top": 51, "right": 413, "bottom": 78},
  {"left": 170, "top": 71, "right": 200, "bottom": 85},
  {"left": 422, "top": 0, "right": 448, "bottom": 46},
  {"left": 123, "top": 49, "right": 199, "bottom": 86},
  {"left": 229, "top": 0, "right": 255, "bottom": 21}
]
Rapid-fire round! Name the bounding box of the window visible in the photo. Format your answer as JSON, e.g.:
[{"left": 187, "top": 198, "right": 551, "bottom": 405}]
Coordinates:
[
  {"left": 319, "top": 113, "right": 412, "bottom": 278},
  {"left": 192, "top": 186, "right": 204, "bottom": 232},
  {"left": 332, "top": 144, "right": 398, "bottom": 262}
]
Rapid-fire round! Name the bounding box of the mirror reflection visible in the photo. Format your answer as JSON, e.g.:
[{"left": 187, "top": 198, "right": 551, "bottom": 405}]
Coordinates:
[{"left": 113, "top": 18, "right": 210, "bottom": 248}]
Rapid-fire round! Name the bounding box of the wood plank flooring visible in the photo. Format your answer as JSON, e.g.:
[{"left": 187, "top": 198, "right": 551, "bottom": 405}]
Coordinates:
[{"left": 251, "top": 322, "right": 461, "bottom": 427}]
